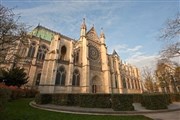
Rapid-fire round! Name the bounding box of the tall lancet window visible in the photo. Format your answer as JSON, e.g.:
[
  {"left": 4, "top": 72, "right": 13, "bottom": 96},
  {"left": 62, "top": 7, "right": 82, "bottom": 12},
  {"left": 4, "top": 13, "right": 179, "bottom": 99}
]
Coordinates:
[
  {"left": 27, "top": 42, "right": 36, "bottom": 58},
  {"left": 73, "top": 51, "right": 79, "bottom": 64},
  {"left": 122, "top": 76, "right": 127, "bottom": 88},
  {"left": 72, "top": 69, "right": 80, "bottom": 86},
  {"left": 37, "top": 44, "right": 48, "bottom": 61},
  {"left": 55, "top": 66, "right": 66, "bottom": 86},
  {"left": 127, "top": 78, "right": 130, "bottom": 89},
  {"left": 60, "top": 46, "right": 67, "bottom": 60},
  {"left": 115, "top": 73, "right": 118, "bottom": 88}
]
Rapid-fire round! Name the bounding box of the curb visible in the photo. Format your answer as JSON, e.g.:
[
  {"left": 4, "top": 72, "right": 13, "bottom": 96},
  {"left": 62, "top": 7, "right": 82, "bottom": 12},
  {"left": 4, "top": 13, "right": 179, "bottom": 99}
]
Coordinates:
[{"left": 30, "top": 101, "right": 180, "bottom": 115}]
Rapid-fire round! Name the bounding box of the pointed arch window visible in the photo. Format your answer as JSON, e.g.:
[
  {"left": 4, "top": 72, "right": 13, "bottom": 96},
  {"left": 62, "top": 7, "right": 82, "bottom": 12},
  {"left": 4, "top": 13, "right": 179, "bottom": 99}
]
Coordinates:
[
  {"left": 131, "top": 79, "right": 134, "bottom": 89},
  {"left": 122, "top": 76, "right": 127, "bottom": 88},
  {"left": 114, "top": 73, "right": 118, "bottom": 88},
  {"left": 18, "top": 47, "right": 27, "bottom": 57},
  {"left": 37, "top": 44, "right": 48, "bottom": 61},
  {"left": 60, "top": 46, "right": 67, "bottom": 60},
  {"left": 73, "top": 51, "right": 79, "bottom": 64},
  {"left": 72, "top": 69, "right": 80, "bottom": 86},
  {"left": 134, "top": 79, "right": 138, "bottom": 89},
  {"left": 27, "top": 42, "right": 36, "bottom": 58},
  {"left": 55, "top": 66, "right": 66, "bottom": 86},
  {"left": 127, "top": 78, "right": 130, "bottom": 89}
]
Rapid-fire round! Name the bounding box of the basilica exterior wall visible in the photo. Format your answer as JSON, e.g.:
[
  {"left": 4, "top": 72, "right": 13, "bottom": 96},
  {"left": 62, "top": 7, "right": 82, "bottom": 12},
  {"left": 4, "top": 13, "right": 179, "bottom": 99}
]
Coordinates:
[{"left": 1, "top": 20, "right": 142, "bottom": 94}]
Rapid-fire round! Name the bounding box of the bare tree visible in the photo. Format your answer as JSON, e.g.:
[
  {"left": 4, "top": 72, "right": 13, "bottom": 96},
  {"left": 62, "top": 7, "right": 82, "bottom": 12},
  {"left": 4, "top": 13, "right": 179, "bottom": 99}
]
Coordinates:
[
  {"left": 0, "top": 4, "right": 29, "bottom": 65},
  {"left": 142, "top": 67, "right": 158, "bottom": 93},
  {"left": 155, "top": 61, "right": 175, "bottom": 93},
  {"left": 159, "top": 13, "right": 180, "bottom": 60},
  {"left": 174, "top": 66, "right": 180, "bottom": 92}
]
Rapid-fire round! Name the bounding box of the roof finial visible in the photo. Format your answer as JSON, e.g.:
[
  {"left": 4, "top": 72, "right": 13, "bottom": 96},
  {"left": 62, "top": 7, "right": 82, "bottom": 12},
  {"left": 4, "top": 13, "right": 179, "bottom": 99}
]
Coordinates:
[
  {"left": 83, "top": 18, "right": 85, "bottom": 24},
  {"left": 38, "top": 22, "right": 40, "bottom": 26},
  {"left": 101, "top": 27, "right": 103, "bottom": 32},
  {"left": 81, "top": 18, "right": 86, "bottom": 29},
  {"left": 100, "top": 27, "right": 105, "bottom": 38}
]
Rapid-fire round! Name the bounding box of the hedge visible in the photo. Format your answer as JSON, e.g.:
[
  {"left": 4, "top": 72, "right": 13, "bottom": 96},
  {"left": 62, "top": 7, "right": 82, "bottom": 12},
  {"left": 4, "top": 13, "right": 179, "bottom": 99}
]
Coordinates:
[
  {"left": 34, "top": 93, "right": 180, "bottom": 111},
  {"left": 35, "top": 94, "right": 52, "bottom": 104},
  {"left": 0, "top": 83, "right": 39, "bottom": 99},
  {"left": 141, "top": 94, "right": 169, "bottom": 110},
  {"left": 51, "top": 94, "right": 80, "bottom": 106},
  {"left": 112, "top": 94, "right": 134, "bottom": 111},
  {"left": 0, "top": 88, "right": 11, "bottom": 111},
  {"left": 0, "top": 83, "right": 39, "bottom": 111},
  {"left": 169, "top": 93, "right": 180, "bottom": 102},
  {"left": 131, "top": 94, "right": 142, "bottom": 103},
  {"left": 24, "top": 89, "right": 39, "bottom": 98},
  {"left": 79, "top": 94, "right": 111, "bottom": 108}
]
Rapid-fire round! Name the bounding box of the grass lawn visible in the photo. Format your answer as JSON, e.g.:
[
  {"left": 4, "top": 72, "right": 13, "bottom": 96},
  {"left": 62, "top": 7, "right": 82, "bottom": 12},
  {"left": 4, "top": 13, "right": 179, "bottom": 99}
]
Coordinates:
[{"left": 0, "top": 98, "right": 152, "bottom": 120}]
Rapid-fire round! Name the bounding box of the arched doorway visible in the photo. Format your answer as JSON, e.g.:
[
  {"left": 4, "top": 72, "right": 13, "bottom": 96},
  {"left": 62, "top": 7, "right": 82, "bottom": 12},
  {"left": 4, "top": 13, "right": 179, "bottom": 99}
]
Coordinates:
[{"left": 91, "top": 76, "right": 101, "bottom": 93}]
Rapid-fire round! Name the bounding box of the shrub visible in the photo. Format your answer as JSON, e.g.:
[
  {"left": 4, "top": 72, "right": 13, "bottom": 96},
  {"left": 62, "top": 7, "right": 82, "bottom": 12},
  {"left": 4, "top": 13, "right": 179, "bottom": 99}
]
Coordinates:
[
  {"left": 0, "top": 88, "right": 11, "bottom": 111},
  {"left": 142, "top": 94, "right": 168, "bottom": 110},
  {"left": 79, "top": 94, "right": 111, "bottom": 108},
  {"left": 24, "top": 89, "right": 39, "bottom": 98},
  {"left": 112, "top": 94, "right": 134, "bottom": 111},
  {"left": 52, "top": 94, "right": 69, "bottom": 105},
  {"left": 132, "top": 94, "right": 142, "bottom": 103},
  {"left": 79, "top": 94, "right": 94, "bottom": 107},
  {"left": 0, "top": 83, "right": 25, "bottom": 100},
  {"left": 35, "top": 93, "right": 179, "bottom": 111},
  {"left": 169, "top": 93, "right": 180, "bottom": 102},
  {"left": 35, "top": 94, "right": 52, "bottom": 104},
  {"left": 66, "top": 94, "right": 80, "bottom": 106},
  {"left": 1, "top": 67, "right": 28, "bottom": 88},
  {"left": 9, "top": 87, "right": 25, "bottom": 99}
]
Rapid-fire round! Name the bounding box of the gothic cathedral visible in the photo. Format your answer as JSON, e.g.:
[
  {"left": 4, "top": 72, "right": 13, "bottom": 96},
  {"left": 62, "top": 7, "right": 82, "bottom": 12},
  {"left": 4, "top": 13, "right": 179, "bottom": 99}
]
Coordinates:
[{"left": 2, "top": 19, "right": 142, "bottom": 94}]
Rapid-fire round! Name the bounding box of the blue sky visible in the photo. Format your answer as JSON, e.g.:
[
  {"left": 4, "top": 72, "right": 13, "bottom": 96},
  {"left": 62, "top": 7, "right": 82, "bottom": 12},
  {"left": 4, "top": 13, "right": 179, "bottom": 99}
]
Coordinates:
[{"left": 1, "top": 0, "right": 179, "bottom": 70}]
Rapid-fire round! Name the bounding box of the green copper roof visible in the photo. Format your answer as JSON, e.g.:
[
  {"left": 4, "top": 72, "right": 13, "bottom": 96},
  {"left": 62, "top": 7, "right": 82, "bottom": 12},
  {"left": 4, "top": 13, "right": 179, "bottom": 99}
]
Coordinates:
[
  {"left": 30, "top": 25, "right": 58, "bottom": 41},
  {"left": 30, "top": 25, "right": 74, "bottom": 41}
]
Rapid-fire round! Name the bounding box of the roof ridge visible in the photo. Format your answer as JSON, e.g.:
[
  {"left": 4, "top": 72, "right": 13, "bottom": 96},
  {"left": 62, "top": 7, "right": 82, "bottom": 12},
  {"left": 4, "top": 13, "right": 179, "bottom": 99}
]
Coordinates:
[
  {"left": 36, "top": 25, "right": 74, "bottom": 40},
  {"left": 37, "top": 25, "right": 60, "bottom": 35}
]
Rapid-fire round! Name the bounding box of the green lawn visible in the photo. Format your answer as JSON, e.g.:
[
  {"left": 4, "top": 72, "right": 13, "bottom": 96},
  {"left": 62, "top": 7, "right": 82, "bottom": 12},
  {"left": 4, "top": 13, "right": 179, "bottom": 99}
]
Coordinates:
[{"left": 0, "top": 98, "right": 152, "bottom": 120}]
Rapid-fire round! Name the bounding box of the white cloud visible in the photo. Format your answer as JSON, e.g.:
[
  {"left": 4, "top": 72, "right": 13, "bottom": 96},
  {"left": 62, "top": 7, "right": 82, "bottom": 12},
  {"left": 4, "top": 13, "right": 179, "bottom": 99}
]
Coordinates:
[
  {"left": 126, "top": 54, "right": 159, "bottom": 72},
  {"left": 109, "top": 44, "right": 142, "bottom": 54},
  {"left": 127, "top": 45, "right": 142, "bottom": 52},
  {"left": 110, "top": 44, "right": 158, "bottom": 72}
]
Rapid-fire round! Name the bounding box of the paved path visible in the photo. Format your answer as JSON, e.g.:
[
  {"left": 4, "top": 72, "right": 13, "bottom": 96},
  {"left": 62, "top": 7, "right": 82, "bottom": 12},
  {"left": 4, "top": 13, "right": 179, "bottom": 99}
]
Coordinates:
[
  {"left": 144, "top": 110, "right": 180, "bottom": 120},
  {"left": 30, "top": 102, "right": 180, "bottom": 120},
  {"left": 133, "top": 102, "right": 180, "bottom": 120}
]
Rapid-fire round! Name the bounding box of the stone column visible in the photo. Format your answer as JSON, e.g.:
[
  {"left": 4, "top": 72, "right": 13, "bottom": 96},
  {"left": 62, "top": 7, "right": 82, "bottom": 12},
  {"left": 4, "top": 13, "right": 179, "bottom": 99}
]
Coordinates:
[{"left": 28, "top": 40, "right": 39, "bottom": 87}]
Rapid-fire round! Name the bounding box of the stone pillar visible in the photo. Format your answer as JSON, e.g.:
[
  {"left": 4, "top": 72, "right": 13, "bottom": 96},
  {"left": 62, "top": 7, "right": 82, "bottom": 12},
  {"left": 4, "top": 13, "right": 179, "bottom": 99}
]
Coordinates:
[
  {"left": 28, "top": 40, "right": 39, "bottom": 87},
  {"left": 67, "top": 41, "right": 74, "bottom": 93},
  {"left": 39, "top": 35, "right": 60, "bottom": 93},
  {"left": 80, "top": 33, "right": 89, "bottom": 93},
  {"left": 100, "top": 32, "right": 111, "bottom": 93}
]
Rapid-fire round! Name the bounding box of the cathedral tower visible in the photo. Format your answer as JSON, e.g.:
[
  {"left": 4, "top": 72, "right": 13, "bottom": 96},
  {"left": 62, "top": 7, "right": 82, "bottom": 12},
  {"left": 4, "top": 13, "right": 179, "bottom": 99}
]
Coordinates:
[
  {"left": 79, "top": 18, "right": 90, "bottom": 93},
  {"left": 100, "top": 28, "right": 111, "bottom": 93}
]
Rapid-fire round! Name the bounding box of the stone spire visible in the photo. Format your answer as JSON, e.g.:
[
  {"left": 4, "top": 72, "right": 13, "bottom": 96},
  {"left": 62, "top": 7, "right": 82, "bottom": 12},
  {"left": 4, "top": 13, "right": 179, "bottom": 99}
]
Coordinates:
[
  {"left": 100, "top": 27, "right": 105, "bottom": 38},
  {"left": 100, "top": 27, "right": 105, "bottom": 43},
  {"left": 80, "top": 18, "right": 87, "bottom": 37}
]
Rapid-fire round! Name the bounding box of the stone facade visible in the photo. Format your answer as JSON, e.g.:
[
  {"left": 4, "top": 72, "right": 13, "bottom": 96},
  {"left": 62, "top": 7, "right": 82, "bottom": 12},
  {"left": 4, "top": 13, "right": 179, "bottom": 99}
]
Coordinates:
[
  {"left": 1, "top": 19, "right": 143, "bottom": 94},
  {"left": 156, "top": 62, "right": 180, "bottom": 93}
]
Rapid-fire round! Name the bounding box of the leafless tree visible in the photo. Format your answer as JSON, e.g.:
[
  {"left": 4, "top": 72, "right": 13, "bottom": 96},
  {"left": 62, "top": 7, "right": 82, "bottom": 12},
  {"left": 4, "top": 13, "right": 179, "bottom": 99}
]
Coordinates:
[
  {"left": 159, "top": 13, "right": 180, "bottom": 60},
  {"left": 0, "top": 4, "right": 29, "bottom": 65},
  {"left": 155, "top": 61, "right": 176, "bottom": 93},
  {"left": 142, "top": 67, "right": 158, "bottom": 93}
]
